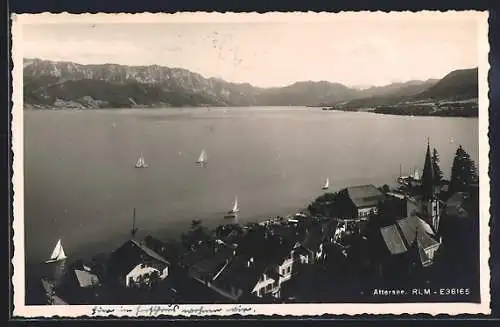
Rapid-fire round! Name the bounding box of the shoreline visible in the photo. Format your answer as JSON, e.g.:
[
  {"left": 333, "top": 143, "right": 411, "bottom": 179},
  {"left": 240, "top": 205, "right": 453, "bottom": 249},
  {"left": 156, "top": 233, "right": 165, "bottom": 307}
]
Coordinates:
[
  {"left": 23, "top": 105, "right": 478, "bottom": 118},
  {"left": 321, "top": 108, "right": 478, "bottom": 118},
  {"left": 25, "top": 176, "right": 480, "bottom": 305}
]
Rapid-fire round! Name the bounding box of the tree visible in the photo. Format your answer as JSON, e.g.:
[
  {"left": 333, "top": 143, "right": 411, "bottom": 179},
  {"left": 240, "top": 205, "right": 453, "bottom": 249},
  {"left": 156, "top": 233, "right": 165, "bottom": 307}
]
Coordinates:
[
  {"left": 432, "top": 148, "right": 443, "bottom": 184},
  {"left": 191, "top": 219, "right": 202, "bottom": 230},
  {"left": 181, "top": 219, "right": 211, "bottom": 249},
  {"left": 450, "top": 145, "right": 479, "bottom": 193},
  {"left": 380, "top": 184, "right": 390, "bottom": 193}
]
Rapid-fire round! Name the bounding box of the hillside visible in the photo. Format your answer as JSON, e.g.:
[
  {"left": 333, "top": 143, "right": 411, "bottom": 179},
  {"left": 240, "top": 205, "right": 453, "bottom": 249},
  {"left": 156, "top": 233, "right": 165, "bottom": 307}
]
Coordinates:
[
  {"left": 22, "top": 59, "right": 479, "bottom": 110},
  {"left": 416, "top": 68, "right": 478, "bottom": 100},
  {"left": 332, "top": 68, "right": 478, "bottom": 112},
  {"left": 332, "top": 79, "right": 439, "bottom": 109},
  {"left": 23, "top": 59, "right": 358, "bottom": 109}
]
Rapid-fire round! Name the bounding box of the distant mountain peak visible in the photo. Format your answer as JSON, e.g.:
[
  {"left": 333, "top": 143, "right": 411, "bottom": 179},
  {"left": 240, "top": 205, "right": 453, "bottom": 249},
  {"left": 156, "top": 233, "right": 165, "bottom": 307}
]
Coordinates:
[{"left": 22, "top": 58, "right": 476, "bottom": 109}]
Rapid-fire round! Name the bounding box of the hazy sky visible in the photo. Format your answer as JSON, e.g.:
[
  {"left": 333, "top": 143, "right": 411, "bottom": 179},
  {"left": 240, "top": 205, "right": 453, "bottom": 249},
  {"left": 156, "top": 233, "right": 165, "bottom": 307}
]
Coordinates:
[{"left": 21, "top": 14, "right": 480, "bottom": 87}]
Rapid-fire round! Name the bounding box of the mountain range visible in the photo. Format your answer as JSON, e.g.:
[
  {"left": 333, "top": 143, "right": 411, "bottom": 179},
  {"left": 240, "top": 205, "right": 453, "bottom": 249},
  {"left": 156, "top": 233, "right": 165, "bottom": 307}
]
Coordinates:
[{"left": 23, "top": 58, "right": 478, "bottom": 109}]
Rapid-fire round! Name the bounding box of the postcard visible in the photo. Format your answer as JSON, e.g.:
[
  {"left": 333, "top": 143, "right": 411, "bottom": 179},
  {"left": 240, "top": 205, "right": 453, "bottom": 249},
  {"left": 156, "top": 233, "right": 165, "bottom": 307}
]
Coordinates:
[{"left": 10, "top": 11, "right": 491, "bottom": 317}]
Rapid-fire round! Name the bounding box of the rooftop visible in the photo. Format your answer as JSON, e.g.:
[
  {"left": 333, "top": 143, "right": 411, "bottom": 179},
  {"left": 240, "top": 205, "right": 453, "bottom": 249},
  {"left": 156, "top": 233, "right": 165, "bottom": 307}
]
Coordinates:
[
  {"left": 380, "top": 225, "right": 408, "bottom": 255},
  {"left": 107, "top": 239, "right": 170, "bottom": 279},
  {"left": 380, "top": 216, "right": 440, "bottom": 263},
  {"left": 212, "top": 256, "right": 272, "bottom": 295},
  {"left": 346, "top": 184, "right": 385, "bottom": 208},
  {"left": 74, "top": 269, "right": 100, "bottom": 288},
  {"left": 301, "top": 225, "right": 324, "bottom": 252},
  {"left": 182, "top": 241, "right": 234, "bottom": 269}
]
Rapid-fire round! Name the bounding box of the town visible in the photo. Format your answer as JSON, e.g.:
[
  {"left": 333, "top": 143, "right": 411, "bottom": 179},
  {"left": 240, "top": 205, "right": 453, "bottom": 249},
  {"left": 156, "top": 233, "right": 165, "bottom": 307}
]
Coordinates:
[{"left": 34, "top": 140, "right": 480, "bottom": 305}]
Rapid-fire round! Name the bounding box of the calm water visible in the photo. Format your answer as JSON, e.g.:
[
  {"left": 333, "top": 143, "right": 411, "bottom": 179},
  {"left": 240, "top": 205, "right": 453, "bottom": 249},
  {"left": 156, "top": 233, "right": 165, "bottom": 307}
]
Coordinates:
[{"left": 23, "top": 107, "right": 479, "bottom": 265}]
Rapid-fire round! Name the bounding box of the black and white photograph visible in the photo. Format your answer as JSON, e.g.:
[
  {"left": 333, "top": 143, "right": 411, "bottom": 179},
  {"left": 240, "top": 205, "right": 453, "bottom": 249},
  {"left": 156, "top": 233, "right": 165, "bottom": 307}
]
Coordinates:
[{"left": 11, "top": 11, "right": 491, "bottom": 317}]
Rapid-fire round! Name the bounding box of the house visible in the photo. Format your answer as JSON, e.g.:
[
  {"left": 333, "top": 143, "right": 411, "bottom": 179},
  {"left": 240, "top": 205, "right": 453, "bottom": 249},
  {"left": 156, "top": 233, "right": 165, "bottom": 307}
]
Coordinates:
[
  {"left": 107, "top": 239, "right": 170, "bottom": 288},
  {"left": 165, "top": 269, "right": 237, "bottom": 304},
  {"left": 320, "top": 219, "right": 338, "bottom": 244},
  {"left": 341, "top": 184, "right": 386, "bottom": 219},
  {"left": 218, "top": 240, "right": 297, "bottom": 301},
  {"left": 73, "top": 269, "right": 100, "bottom": 288},
  {"left": 379, "top": 215, "right": 441, "bottom": 268},
  {"left": 189, "top": 231, "right": 299, "bottom": 302},
  {"left": 296, "top": 226, "right": 326, "bottom": 264},
  {"left": 208, "top": 256, "right": 281, "bottom": 301},
  {"left": 55, "top": 261, "right": 101, "bottom": 304},
  {"left": 181, "top": 240, "right": 235, "bottom": 284}
]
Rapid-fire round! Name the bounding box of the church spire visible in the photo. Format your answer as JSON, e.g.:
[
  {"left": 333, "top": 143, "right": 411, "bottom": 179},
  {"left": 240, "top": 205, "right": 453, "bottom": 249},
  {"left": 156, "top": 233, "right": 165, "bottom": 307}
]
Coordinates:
[{"left": 421, "top": 137, "right": 436, "bottom": 200}]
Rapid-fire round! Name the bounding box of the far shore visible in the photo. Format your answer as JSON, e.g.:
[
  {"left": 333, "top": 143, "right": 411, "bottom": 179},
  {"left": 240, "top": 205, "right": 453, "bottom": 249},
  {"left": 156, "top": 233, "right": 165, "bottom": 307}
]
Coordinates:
[
  {"left": 23, "top": 105, "right": 478, "bottom": 118},
  {"left": 321, "top": 107, "right": 478, "bottom": 118}
]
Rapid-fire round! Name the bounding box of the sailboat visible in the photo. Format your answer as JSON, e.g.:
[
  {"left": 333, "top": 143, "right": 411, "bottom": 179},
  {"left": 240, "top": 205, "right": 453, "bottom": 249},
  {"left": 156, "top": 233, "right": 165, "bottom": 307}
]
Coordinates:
[
  {"left": 412, "top": 168, "right": 421, "bottom": 181},
  {"left": 135, "top": 152, "right": 149, "bottom": 168},
  {"left": 45, "top": 239, "right": 67, "bottom": 264},
  {"left": 397, "top": 164, "right": 410, "bottom": 186},
  {"left": 225, "top": 197, "right": 239, "bottom": 218},
  {"left": 196, "top": 149, "right": 208, "bottom": 166},
  {"left": 322, "top": 177, "right": 330, "bottom": 190}
]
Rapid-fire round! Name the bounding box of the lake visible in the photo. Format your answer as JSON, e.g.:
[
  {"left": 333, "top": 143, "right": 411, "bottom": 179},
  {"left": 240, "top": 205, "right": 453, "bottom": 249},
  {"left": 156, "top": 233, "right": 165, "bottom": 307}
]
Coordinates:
[{"left": 23, "top": 107, "right": 479, "bottom": 266}]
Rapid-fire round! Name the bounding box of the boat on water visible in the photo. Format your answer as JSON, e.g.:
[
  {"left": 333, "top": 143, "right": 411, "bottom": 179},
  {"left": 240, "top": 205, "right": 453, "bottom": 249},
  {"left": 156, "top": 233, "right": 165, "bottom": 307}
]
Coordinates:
[
  {"left": 322, "top": 177, "right": 330, "bottom": 190},
  {"left": 224, "top": 197, "right": 239, "bottom": 218},
  {"left": 396, "top": 164, "right": 421, "bottom": 186},
  {"left": 196, "top": 149, "right": 208, "bottom": 166},
  {"left": 45, "top": 239, "right": 67, "bottom": 264},
  {"left": 135, "top": 152, "right": 149, "bottom": 168},
  {"left": 412, "top": 168, "right": 421, "bottom": 181}
]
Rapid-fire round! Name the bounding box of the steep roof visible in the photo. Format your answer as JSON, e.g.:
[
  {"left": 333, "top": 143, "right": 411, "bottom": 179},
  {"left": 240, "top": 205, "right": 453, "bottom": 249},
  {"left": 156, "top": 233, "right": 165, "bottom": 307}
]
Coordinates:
[
  {"left": 132, "top": 240, "right": 170, "bottom": 265},
  {"left": 236, "top": 231, "right": 296, "bottom": 267},
  {"left": 397, "top": 216, "right": 438, "bottom": 249},
  {"left": 346, "top": 184, "right": 385, "bottom": 208},
  {"left": 182, "top": 241, "right": 234, "bottom": 270},
  {"left": 189, "top": 251, "right": 232, "bottom": 278},
  {"left": 74, "top": 269, "right": 100, "bottom": 288},
  {"left": 380, "top": 225, "right": 408, "bottom": 255},
  {"left": 380, "top": 216, "right": 440, "bottom": 264},
  {"left": 301, "top": 226, "right": 324, "bottom": 252},
  {"left": 108, "top": 239, "right": 170, "bottom": 280},
  {"left": 212, "top": 256, "right": 268, "bottom": 294}
]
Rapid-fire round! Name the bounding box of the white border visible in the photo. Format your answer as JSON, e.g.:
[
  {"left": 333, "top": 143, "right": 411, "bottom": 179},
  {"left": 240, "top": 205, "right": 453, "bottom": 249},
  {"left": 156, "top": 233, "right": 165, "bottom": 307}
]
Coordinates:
[{"left": 11, "top": 11, "right": 491, "bottom": 317}]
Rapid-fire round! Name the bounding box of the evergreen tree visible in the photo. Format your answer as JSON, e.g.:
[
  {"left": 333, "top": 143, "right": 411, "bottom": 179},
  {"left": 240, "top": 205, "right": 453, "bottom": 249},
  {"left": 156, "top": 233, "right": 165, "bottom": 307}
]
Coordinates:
[
  {"left": 181, "top": 219, "right": 210, "bottom": 249},
  {"left": 432, "top": 148, "right": 443, "bottom": 184},
  {"left": 450, "top": 145, "right": 479, "bottom": 193}
]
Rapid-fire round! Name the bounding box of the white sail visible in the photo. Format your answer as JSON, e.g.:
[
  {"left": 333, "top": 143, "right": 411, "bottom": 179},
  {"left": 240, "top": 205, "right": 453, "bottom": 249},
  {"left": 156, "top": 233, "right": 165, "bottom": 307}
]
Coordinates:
[
  {"left": 322, "top": 178, "right": 330, "bottom": 189},
  {"left": 232, "top": 197, "right": 239, "bottom": 213},
  {"left": 135, "top": 152, "right": 148, "bottom": 168},
  {"left": 197, "top": 150, "right": 207, "bottom": 164},
  {"left": 46, "top": 239, "right": 67, "bottom": 263},
  {"left": 413, "top": 169, "right": 420, "bottom": 180}
]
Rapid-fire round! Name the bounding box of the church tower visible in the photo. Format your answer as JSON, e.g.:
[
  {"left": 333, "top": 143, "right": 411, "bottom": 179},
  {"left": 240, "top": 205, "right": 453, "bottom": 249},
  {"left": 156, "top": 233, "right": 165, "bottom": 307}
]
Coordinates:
[{"left": 421, "top": 138, "right": 441, "bottom": 233}]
